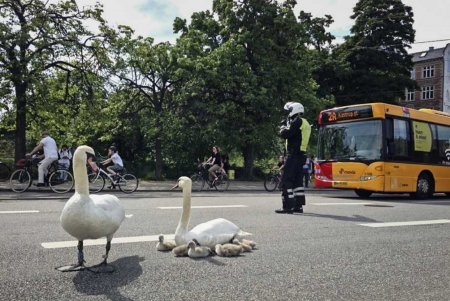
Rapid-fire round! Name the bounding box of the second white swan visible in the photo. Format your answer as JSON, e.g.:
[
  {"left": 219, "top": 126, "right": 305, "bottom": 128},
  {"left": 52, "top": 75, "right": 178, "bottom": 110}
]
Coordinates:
[{"left": 173, "top": 176, "right": 251, "bottom": 249}]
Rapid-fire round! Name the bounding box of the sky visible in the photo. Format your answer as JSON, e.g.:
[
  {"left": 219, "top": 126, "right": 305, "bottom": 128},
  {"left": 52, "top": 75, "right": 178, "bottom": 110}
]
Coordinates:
[{"left": 74, "top": 0, "right": 450, "bottom": 54}]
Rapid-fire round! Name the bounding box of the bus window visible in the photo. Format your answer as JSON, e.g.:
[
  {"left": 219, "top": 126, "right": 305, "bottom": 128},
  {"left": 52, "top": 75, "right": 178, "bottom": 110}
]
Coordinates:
[
  {"left": 392, "top": 119, "right": 410, "bottom": 158},
  {"left": 317, "top": 120, "right": 383, "bottom": 161},
  {"left": 437, "top": 125, "right": 450, "bottom": 164}
]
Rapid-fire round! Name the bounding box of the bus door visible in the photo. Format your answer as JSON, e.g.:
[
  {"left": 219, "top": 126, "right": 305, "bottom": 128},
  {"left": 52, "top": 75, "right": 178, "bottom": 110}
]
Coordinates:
[{"left": 384, "top": 118, "right": 413, "bottom": 192}]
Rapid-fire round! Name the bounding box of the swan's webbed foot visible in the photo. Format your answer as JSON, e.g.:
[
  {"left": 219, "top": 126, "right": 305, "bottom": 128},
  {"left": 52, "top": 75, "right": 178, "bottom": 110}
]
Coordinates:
[
  {"left": 87, "top": 261, "right": 115, "bottom": 273},
  {"left": 55, "top": 263, "right": 86, "bottom": 272},
  {"left": 56, "top": 244, "right": 86, "bottom": 272}
]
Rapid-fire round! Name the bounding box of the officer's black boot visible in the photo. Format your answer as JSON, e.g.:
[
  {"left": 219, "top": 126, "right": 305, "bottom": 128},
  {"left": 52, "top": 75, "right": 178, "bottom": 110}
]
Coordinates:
[
  {"left": 275, "top": 197, "right": 293, "bottom": 214},
  {"left": 293, "top": 197, "right": 304, "bottom": 213}
]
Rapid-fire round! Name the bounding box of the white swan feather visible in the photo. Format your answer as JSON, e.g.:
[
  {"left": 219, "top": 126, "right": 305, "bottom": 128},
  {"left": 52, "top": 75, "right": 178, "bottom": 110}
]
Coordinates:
[
  {"left": 60, "top": 145, "right": 126, "bottom": 242},
  {"left": 174, "top": 177, "right": 251, "bottom": 249}
]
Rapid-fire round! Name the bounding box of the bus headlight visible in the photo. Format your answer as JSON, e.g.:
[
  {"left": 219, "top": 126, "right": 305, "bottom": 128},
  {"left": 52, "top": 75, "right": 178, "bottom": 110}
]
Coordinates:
[{"left": 359, "top": 175, "right": 378, "bottom": 181}]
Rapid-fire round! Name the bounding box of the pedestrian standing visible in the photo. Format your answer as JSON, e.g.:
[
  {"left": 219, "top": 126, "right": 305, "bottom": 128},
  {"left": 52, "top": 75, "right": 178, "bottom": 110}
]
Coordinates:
[
  {"left": 275, "top": 102, "right": 311, "bottom": 214},
  {"left": 302, "top": 157, "right": 310, "bottom": 188},
  {"left": 58, "top": 145, "right": 72, "bottom": 180}
]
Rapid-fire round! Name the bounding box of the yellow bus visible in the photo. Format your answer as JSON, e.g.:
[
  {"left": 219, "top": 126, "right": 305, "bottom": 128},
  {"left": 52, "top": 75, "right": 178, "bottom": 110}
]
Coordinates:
[{"left": 314, "top": 103, "right": 450, "bottom": 199}]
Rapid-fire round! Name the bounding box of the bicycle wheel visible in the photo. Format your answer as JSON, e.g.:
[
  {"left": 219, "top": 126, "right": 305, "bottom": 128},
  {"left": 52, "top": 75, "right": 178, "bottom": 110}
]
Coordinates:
[
  {"left": 118, "top": 174, "right": 139, "bottom": 194},
  {"left": 49, "top": 169, "right": 74, "bottom": 194},
  {"left": 88, "top": 172, "right": 105, "bottom": 193},
  {"left": 190, "top": 174, "right": 205, "bottom": 192},
  {"left": 0, "top": 163, "right": 11, "bottom": 182},
  {"left": 10, "top": 169, "right": 31, "bottom": 193},
  {"left": 264, "top": 175, "right": 278, "bottom": 192},
  {"left": 214, "top": 174, "right": 229, "bottom": 192}
]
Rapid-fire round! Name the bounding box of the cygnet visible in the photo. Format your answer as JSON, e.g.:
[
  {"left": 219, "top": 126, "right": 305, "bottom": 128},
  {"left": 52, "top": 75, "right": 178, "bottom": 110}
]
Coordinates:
[
  {"left": 156, "top": 234, "right": 177, "bottom": 251},
  {"left": 232, "top": 239, "right": 252, "bottom": 252},
  {"left": 240, "top": 238, "right": 257, "bottom": 249},
  {"left": 215, "top": 243, "right": 243, "bottom": 257},
  {"left": 187, "top": 240, "right": 212, "bottom": 258}
]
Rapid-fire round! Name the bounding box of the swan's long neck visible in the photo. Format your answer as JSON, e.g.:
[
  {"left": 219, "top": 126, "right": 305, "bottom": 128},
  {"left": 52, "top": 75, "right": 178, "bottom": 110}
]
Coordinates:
[
  {"left": 175, "top": 183, "right": 192, "bottom": 236},
  {"left": 73, "top": 150, "right": 89, "bottom": 195}
]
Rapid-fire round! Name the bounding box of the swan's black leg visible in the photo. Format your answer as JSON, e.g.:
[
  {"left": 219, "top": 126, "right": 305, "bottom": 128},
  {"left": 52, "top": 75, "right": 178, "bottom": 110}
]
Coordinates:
[
  {"left": 87, "top": 241, "right": 115, "bottom": 273},
  {"left": 55, "top": 240, "right": 86, "bottom": 272}
]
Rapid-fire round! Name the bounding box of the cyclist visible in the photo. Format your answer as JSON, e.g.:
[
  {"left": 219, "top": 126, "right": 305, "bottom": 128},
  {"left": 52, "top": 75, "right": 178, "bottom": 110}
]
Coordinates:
[
  {"left": 277, "top": 156, "right": 285, "bottom": 172},
  {"left": 26, "top": 131, "right": 58, "bottom": 187},
  {"left": 205, "top": 145, "right": 221, "bottom": 184},
  {"left": 100, "top": 146, "right": 123, "bottom": 182}
]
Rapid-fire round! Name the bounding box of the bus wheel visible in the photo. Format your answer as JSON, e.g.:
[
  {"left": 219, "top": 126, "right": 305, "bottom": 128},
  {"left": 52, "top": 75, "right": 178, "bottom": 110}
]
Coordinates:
[
  {"left": 354, "top": 189, "right": 372, "bottom": 198},
  {"left": 410, "top": 173, "right": 433, "bottom": 200}
]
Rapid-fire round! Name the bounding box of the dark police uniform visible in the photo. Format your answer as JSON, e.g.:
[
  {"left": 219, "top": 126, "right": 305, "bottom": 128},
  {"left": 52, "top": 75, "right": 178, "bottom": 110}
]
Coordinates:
[{"left": 276, "top": 115, "right": 311, "bottom": 213}]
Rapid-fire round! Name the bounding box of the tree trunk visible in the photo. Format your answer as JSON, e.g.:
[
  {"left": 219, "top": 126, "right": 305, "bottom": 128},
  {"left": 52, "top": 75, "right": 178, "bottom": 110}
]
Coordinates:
[
  {"left": 155, "top": 135, "right": 162, "bottom": 180},
  {"left": 154, "top": 107, "right": 163, "bottom": 180},
  {"left": 14, "top": 82, "right": 27, "bottom": 162},
  {"left": 242, "top": 143, "right": 254, "bottom": 180}
]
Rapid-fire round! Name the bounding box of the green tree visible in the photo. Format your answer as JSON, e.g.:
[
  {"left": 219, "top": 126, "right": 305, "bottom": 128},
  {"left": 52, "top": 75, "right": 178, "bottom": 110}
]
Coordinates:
[
  {"left": 107, "top": 27, "right": 187, "bottom": 179},
  {"left": 174, "top": 0, "right": 322, "bottom": 178},
  {"left": 334, "top": 0, "right": 416, "bottom": 106},
  {"left": 0, "top": 0, "right": 107, "bottom": 160}
]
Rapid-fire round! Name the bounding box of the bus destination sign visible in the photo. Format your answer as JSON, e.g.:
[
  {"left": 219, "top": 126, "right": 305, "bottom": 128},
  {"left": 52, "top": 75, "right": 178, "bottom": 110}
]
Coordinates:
[{"left": 321, "top": 105, "right": 373, "bottom": 123}]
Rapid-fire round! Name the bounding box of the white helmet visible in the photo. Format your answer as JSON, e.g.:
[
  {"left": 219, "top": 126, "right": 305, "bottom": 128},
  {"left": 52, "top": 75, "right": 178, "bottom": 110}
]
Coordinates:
[{"left": 284, "top": 102, "right": 304, "bottom": 117}]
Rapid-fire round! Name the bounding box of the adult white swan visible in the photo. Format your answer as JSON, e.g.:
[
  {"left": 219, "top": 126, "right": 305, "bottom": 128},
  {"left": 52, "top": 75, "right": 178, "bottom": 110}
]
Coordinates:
[
  {"left": 57, "top": 145, "right": 128, "bottom": 273},
  {"left": 173, "top": 176, "right": 251, "bottom": 249}
]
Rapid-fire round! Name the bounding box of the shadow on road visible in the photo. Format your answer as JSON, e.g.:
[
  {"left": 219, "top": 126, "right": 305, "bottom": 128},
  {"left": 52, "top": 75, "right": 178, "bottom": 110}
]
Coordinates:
[
  {"left": 298, "top": 212, "right": 379, "bottom": 223},
  {"left": 73, "top": 255, "right": 144, "bottom": 301}
]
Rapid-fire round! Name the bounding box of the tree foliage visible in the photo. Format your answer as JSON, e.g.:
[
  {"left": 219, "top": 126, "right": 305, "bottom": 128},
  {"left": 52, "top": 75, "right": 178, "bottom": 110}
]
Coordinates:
[
  {"left": 0, "top": 0, "right": 108, "bottom": 160},
  {"left": 333, "top": 0, "right": 416, "bottom": 106}
]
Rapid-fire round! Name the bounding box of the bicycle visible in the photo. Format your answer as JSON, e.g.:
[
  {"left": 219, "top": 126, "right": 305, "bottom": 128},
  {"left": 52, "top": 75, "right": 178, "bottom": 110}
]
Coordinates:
[
  {"left": 190, "top": 163, "right": 229, "bottom": 192},
  {"left": 264, "top": 169, "right": 282, "bottom": 192},
  {"left": 0, "top": 161, "right": 11, "bottom": 182},
  {"left": 9, "top": 155, "right": 74, "bottom": 193},
  {"left": 88, "top": 164, "right": 139, "bottom": 194}
]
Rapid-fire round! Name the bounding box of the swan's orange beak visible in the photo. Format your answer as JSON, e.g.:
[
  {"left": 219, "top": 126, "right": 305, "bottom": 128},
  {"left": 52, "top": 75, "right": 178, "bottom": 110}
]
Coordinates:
[{"left": 172, "top": 182, "right": 179, "bottom": 190}]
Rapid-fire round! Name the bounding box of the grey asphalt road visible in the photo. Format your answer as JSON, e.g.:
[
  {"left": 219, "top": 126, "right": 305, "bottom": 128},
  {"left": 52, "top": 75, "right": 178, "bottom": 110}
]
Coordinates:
[{"left": 1, "top": 190, "right": 450, "bottom": 301}]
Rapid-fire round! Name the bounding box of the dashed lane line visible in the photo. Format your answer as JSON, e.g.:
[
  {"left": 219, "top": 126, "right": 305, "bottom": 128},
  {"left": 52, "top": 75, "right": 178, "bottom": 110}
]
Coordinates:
[
  {"left": 312, "top": 203, "right": 373, "bottom": 206},
  {"left": 360, "top": 219, "right": 450, "bottom": 228},
  {"left": 41, "top": 232, "right": 253, "bottom": 249},
  {"left": 157, "top": 205, "right": 249, "bottom": 209},
  {"left": 42, "top": 234, "right": 175, "bottom": 249},
  {"left": 0, "top": 210, "right": 40, "bottom": 214}
]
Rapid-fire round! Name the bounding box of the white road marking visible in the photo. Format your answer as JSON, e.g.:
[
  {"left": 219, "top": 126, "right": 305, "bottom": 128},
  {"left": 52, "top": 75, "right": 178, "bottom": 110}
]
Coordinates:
[
  {"left": 312, "top": 203, "right": 373, "bottom": 206},
  {"left": 158, "top": 205, "right": 249, "bottom": 209},
  {"left": 360, "top": 219, "right": 450, "bottom": 228},
  {"left": 42, "top": 232, "right": 254, "bottom": 249},
  {"left": 42, "top": 234, "right": 175, "bottom": 249},
  {"left": 0, "top": 210, "right": 39, "bottom": 214}
]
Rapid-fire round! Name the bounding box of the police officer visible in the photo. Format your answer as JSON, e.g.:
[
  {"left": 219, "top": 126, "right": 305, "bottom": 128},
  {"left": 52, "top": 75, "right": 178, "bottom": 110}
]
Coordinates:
[{"left": 275, "top": 102, "right": 311, "bottom": 214}]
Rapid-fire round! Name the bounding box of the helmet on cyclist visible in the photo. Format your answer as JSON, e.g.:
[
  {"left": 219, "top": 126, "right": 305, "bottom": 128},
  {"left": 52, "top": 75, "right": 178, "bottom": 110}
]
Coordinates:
[
  {"left": 109, "top": 146, "right": 117, "bottom": 152},
  {"left": 284, "top": 102, "right": 304, "bottom": 118}
]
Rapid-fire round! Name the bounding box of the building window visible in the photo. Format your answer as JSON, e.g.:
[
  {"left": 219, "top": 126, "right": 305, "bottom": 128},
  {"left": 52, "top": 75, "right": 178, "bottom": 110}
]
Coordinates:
[
  {"left": 410, "top": 70, "right": 415, "bottom": 79},
  {"left": 422, "top": 65, "right": 435, "bottom": 78},
  {"left": 421, "top": 86, "right": 434, "bottom": 100},
  {"left": 406, "top": 89, "right": 414, "bottom": 101}
]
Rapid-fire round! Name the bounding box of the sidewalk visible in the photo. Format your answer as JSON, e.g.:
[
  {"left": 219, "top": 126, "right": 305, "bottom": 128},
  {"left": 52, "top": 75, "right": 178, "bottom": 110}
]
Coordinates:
[{"left": 0, "top": 179, "right": 323, "bottom": 192}]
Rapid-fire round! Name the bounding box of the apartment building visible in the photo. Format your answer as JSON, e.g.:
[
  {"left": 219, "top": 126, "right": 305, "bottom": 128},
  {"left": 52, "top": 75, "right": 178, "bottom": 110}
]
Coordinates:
[{"left": 399, "top": 43, "right": 450, "bottom": 112}]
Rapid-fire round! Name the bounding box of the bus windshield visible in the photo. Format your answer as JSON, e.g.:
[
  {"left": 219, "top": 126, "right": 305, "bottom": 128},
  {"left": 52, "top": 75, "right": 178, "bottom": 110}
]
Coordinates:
[{"left": 318, "top": 120, "right": 383, "bottom": 161}]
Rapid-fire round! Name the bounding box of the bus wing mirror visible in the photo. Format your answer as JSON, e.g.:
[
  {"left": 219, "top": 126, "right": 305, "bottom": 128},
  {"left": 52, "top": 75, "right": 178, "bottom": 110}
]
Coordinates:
[{"left": 388, "top": 142, "right": 395, "bottom": 155}]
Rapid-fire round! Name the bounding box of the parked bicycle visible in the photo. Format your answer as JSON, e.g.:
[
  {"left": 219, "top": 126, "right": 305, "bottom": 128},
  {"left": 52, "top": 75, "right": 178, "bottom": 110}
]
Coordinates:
[
  {"left": 10, "top": 155, "right": 74, "bottom": 193},
  {"left": 0, "top": 161, "right": 11, "bottom": 182},
  {"left": 264, "top": 169, "right": 282, "bottom": 192},
  {"left": 88, "top": 164, "right": 139, "bottom": 194},
  {"left": 190, "top": 162, "right": 229, "bottom": 192}
]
